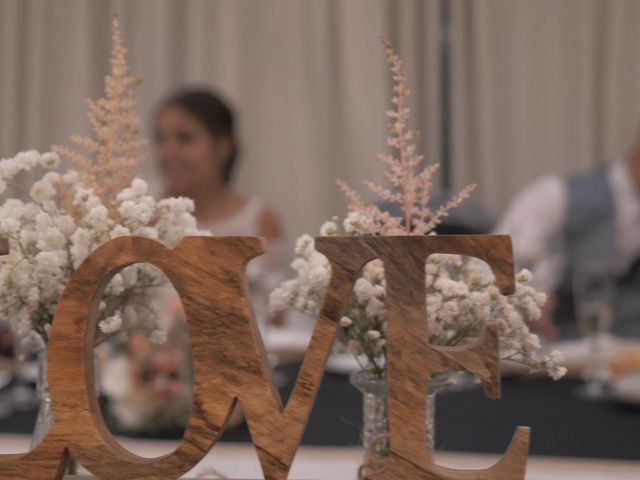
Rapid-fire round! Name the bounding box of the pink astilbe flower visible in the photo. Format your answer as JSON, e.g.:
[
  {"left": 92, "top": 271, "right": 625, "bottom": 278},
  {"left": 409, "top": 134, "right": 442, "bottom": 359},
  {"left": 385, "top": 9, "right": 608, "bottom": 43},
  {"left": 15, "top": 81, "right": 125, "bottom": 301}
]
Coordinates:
[
  {"left": 53, "top": 17, "right": 146, "bottom": 205},
  {"left": 271, "top": 36, "right": 566, "bottom": 382},
  {"left": 338, "top": 35, "right": 476, "bottom": 235}
]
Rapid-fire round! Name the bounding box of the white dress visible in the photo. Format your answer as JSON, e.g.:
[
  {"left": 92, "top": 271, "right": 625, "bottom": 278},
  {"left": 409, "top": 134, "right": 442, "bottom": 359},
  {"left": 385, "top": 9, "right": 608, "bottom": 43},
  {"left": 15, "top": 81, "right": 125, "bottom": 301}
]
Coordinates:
[
  {"left": 200, "top": 197, "right": 284, "bottom": 326},
  {"left": 494, "top": 159, "right": 640, "bottom": 293},
  {"left": 201, "top": 197, "right": 267, "bottom": 236},
  {"left": 100, "top": 197, "right": 285, "bottom": 431}
]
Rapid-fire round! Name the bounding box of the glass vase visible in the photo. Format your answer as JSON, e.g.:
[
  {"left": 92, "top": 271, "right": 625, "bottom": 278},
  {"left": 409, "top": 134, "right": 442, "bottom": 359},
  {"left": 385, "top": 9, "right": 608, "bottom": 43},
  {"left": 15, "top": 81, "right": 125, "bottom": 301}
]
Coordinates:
[
  {"left": 350, "top": 370, "right": 445, "bottom": 477},
  {"left": 31, "top": 349, "right": 52, "bottom": 449},
  {"left": 30, "top": 345, "right": 77, "bottom": 474}
]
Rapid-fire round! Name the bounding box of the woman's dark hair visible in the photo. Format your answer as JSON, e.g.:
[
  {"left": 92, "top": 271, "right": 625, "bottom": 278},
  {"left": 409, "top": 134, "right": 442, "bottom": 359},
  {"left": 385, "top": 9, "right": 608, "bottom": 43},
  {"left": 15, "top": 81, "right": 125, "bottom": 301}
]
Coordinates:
[{"left": 161, "top": 89, "right": 238, "bottom": 185}]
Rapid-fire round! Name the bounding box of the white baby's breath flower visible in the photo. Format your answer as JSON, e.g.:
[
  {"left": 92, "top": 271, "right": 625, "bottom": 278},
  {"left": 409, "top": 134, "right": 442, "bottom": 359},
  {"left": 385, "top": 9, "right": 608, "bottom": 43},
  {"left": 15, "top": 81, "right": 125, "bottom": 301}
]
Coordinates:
[
  {"left": 343, "top": 211, "right": 369, "bottom": 235},
  {"left": 516, "top": 269, "right": 533, "bottom": 284},
  {"left": 0, "top": 217, "right": 20, "bottom": 235},
  {"left": 73, "top": 187, "right": 101, "bottom": 209},
  {"left": 354, "top": 278, "right": 373, "bottom": 303},
  {"left": 107, "top": 274, "right": 125, "bottom": 296},
  {"left": 36, "top": 227, "right": 66, "bottom": 251},
  {"left": 130, "top": 178, "right": 148, "bottom": 195},
  {"left": 487, "top": 285, "right": 501, "bottom": 298},
  {"left": 70, "top": 228, "right": 93, "bottom": 267},
  {"left": 540, "top": 350, "right": 567, "bottom": 380},
  {"left": 149, "top": 329, "right": 168, "bottom": 345},
  {"left": 533, "top": 291, "right": 548, "bottom": 307},
  {"left": 294, "top": 234, "right": 315, "bottom": 256},
  {"left": 84, "top": 205, "right": 111, "bottom": 230},
  {"left": 118, "top": 198, "right": 155, "bottom": 225},
  {"left": 320, "top": 220, "right": 338, "bottom": 236},
  {"left": 365, "top": 330, "right": 382, "bottom": 341},
  {"left": 41, "top": 152, "right": 61, "bottom": 169},
  {"left": 56, "top": 215, "right": 76, "bottom": 237},
  {"left": 157, "top": 196, "right": 195, "bottom": 214},
  {"left": 365, "top": 297, "right": 385, "bottom": 318},
  {"left": 99, "top": 312, "right": 123, "bottom": 334},
  {"left": 269, "top": 283, "right": 293, "bottom": 312},
  {"left": 123, "top": 305, "right": 137, "bottom": 325},
  {"left": 62, "top": 170, "right": 80, "bottom": 185},
  {"left": 30, "top": 178, "right": 57, "bottom": 203},
  {"left": 339, "top": 316, "right": 353, "bottom": 327}
]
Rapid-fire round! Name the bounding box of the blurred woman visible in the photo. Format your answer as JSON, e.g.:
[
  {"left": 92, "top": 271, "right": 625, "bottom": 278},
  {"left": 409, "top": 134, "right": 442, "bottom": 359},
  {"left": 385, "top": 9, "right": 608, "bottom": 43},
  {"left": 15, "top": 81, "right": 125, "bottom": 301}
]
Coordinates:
[
  {"left": 155, "top": 89, "right": 284, "bottom": 321},
  {"left": 155, "top": 89, "right": 282, "bottom": 243},
  {"left": 102, "top": 90, "right": 284, "bottom": 434}
]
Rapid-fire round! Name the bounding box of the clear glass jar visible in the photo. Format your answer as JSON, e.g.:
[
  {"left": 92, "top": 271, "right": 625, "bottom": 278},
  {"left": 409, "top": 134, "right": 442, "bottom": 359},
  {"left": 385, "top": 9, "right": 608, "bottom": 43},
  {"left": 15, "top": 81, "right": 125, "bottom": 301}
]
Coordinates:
[
  {"left": 350, "top": 369, "right": 446, "bottom": 476},
  {"left": 30, "top": 345, "right": 77, "bottom": 474},
  {"left": 31, "top": 348, "right": 52, "bottom": 449}
]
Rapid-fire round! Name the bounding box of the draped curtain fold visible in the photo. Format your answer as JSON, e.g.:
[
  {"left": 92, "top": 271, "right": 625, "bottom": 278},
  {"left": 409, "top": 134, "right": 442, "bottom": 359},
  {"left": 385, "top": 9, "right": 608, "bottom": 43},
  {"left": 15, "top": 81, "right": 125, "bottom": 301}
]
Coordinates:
[
  {"left": 0, "top": 0, "right": 441, "bottom": 247},
  {"left": 451, "top": 0, "right": 640, "bottom": 212},
  {"left": 2, "top": 0, "right": 640, "bottom": 244}
]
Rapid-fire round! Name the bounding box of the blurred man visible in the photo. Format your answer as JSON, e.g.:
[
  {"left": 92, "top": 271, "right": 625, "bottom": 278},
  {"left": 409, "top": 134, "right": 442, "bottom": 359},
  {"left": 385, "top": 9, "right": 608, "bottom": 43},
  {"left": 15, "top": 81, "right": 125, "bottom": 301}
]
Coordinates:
[{"left": 495, "top": 143, "right": 640, "bottom": 338}]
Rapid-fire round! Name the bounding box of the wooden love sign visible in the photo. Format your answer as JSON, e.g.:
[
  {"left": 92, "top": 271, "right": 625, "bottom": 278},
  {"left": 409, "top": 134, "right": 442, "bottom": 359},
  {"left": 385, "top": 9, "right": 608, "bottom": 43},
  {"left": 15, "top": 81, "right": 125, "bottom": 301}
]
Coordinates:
[{"left": 0, "top": 235, "right": 529, "bottom": 479}]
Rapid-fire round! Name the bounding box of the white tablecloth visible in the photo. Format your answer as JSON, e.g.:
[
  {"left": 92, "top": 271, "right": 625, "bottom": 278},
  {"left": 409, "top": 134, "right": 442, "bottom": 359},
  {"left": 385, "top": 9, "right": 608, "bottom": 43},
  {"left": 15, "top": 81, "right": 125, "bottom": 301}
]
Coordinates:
[{"left": 0, "top": 435, "right": 637, "bottom": 479}]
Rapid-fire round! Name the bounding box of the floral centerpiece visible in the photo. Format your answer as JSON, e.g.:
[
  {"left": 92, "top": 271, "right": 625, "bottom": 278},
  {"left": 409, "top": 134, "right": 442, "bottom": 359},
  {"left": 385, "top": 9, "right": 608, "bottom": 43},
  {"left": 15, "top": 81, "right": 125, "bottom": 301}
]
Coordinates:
[
  {"left": 0, "top": 18, "right": 205, "bottom": 346},
  {"left": 0, "top": 18, "right": 205, "bottom": 446},
  {"left": 270, "top": 36, "right": 566, "bottom": 470}
]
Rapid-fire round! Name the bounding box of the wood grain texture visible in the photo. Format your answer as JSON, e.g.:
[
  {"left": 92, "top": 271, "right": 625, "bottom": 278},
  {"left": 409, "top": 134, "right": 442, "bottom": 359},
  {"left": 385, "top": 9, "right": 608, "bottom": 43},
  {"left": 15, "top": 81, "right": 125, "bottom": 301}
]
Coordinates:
[
  {"left": 0, "top": 237, "right": 363, "bottom": 480},
  {"left": 0, "top": 234, "right": 529, "bottom": 479},
  {"left": 315, "top": 235, "right": 529, "bottom": 480}
]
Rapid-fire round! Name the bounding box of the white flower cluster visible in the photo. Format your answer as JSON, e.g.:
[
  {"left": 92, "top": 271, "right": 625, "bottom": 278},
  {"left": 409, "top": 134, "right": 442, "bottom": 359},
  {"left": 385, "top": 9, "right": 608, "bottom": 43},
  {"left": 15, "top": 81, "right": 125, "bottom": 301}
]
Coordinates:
[
  {"left": 270, "top": 234, "right": 331, "bottom": 316},
  {"left": 271, "top": 219, "right": 567, "bottom": 380},
  {"left": 0, "top": 151, "right": 207, "bottom": 343}
]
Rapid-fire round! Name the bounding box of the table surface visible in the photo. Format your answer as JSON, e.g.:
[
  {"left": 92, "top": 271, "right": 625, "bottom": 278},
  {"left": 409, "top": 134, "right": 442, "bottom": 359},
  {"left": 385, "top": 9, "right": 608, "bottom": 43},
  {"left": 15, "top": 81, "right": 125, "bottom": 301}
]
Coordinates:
[
  {"left": 221, "top": 366, "right": 640, "bottom": 461},
  {"left": 0, "top": 365, "right": 639, "bottom": 460},
  {"left": 0, "top": 363, "right": 639, "bottom": 478},
  {"left": 0, "top": 435, "right": 637, "bottom": 479}
]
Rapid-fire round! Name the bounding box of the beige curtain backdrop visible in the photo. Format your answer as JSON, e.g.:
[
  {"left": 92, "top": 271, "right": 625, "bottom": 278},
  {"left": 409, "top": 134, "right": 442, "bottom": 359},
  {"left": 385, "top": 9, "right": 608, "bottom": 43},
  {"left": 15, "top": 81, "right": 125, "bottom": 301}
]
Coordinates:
[
  {"left": 0, "top": 0, "right": 441, "bottom": 249},
  {"left": 451, "top": 0, "right": 640, "bottom": 212},
  {"left": 2, "top": 0, "right": 640, "bottom": 245}
]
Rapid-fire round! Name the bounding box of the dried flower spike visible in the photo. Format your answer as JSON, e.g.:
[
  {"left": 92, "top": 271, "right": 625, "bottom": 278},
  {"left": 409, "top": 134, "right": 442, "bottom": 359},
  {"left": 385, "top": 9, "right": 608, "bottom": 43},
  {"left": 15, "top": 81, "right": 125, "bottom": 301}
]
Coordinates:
[
  {"left": 53, "top": 16, "right": 146, "bottom": 205},
  {"left": 338, "top": 35, "right": 476, "bottom": 235}
]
